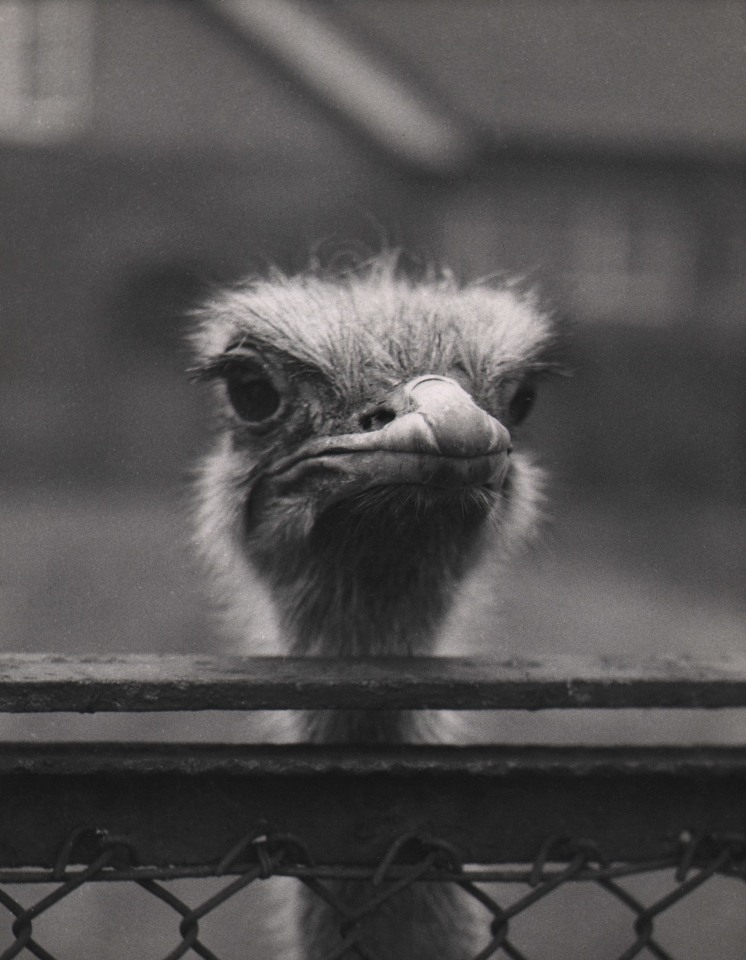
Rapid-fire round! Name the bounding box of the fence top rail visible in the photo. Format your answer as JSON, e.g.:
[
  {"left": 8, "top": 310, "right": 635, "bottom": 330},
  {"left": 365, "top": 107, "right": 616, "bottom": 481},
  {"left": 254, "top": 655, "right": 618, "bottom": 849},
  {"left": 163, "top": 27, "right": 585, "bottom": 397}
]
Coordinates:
[{"left": 0, "top": 653, "right": 744, "bottom": 712}]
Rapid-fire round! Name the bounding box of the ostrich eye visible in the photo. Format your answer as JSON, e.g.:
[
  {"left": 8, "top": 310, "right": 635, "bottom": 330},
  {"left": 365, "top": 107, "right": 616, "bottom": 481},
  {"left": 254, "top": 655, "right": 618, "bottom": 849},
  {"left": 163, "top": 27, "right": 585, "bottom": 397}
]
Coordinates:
[
  {"left": 506, "top": 379, "right": 537, "bottom": 426},
  {"left": 226, "top": 371, "right": 282, "bottom": 423}
]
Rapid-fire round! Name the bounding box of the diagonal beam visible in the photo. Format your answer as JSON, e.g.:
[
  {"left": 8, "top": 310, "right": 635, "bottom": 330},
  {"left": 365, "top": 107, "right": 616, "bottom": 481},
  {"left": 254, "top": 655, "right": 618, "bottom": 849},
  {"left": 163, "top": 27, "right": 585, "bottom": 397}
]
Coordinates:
[{"left": 200, "top": 0, "right": 485, "bottom": 175}]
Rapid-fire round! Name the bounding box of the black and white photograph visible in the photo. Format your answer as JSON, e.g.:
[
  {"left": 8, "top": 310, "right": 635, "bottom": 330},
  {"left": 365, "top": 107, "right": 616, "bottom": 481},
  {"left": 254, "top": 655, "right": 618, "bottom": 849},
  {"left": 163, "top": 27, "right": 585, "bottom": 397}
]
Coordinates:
[{"left": 0, "top": 1, "right": 744, "bottom": 957}]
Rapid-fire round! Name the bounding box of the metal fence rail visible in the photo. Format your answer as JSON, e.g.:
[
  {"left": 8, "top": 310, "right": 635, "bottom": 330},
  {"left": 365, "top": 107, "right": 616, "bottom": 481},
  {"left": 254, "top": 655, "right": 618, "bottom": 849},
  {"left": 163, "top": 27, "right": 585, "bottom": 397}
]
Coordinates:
[
  {"left": 0, "top": 655, "right": 743, "bottom": 959},
  {"left": 0, "top": 653, "right": 744, "bottom": 711}
]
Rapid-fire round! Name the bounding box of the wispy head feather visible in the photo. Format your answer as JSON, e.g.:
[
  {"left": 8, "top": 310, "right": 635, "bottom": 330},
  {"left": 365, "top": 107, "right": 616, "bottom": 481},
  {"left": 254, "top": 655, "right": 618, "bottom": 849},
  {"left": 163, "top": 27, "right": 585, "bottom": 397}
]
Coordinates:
[{"left": 191, "top": 258, "right": 555, "bottom": 405}]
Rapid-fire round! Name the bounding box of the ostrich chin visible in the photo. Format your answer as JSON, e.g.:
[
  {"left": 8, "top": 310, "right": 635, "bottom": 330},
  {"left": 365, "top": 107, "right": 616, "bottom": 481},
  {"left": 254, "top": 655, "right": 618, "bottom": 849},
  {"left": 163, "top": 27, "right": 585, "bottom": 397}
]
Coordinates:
[{"left": 246, "top": 447, "right": 511, "bottom": 591}]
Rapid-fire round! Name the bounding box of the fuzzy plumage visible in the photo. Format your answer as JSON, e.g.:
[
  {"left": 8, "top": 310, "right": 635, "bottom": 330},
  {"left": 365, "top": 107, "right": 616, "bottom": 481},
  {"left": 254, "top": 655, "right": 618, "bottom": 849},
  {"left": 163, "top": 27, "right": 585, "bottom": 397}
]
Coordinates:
[
  {"left": 192, "top": 258, "right": 555, "bottom": 958},
  {"left": 193, "top": 261, "right": 552, "bottom": 413}
]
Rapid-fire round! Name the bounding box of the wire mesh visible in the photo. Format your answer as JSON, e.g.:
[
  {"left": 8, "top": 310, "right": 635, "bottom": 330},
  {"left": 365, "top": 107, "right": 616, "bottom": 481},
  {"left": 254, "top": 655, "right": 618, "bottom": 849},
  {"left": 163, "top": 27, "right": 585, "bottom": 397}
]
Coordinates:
[{"left": 0, "top": 825, "right": 742, "bottom": 960}]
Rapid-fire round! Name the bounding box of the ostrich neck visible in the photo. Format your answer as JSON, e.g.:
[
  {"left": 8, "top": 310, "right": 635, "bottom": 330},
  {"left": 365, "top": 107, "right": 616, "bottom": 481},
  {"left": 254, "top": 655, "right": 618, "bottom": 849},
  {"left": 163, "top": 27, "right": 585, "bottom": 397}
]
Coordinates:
[
  {"left": 281, "top": 552, "right": 455, "bottom": 744},
  {"left": 263, "top": 497, "right": 489, "bottom": 743},
  {"left": 282, "top": 501, "right": 478, "bottom": 658},
  {"left": 286, "top": 542, "right": 454, "bottom": 658}
]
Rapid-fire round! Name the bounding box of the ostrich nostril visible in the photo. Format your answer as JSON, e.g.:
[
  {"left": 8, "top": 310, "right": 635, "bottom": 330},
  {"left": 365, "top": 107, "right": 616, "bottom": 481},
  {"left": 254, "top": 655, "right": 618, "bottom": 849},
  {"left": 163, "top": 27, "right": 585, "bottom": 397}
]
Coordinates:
[{"left": 359, "top": 405, "right": 397, "bottom": 432}]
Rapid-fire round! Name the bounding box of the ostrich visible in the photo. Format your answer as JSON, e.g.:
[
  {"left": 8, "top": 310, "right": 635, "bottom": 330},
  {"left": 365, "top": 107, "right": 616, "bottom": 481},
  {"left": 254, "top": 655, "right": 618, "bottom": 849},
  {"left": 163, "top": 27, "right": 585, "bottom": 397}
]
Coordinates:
[{"left": 192, "top": 258, "right": 554, "bottom": 959}]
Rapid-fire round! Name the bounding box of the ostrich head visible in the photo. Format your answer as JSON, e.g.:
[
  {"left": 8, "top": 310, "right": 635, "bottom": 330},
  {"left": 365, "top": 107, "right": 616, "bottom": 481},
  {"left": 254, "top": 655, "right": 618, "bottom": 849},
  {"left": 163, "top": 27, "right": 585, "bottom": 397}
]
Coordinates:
[{"left": 193, "top": 261, "right": 553, "bottom": 728}]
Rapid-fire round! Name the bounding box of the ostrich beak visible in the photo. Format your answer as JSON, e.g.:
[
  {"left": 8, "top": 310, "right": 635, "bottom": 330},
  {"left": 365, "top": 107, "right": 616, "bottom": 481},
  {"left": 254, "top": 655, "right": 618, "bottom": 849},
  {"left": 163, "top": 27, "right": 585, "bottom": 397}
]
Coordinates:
[
  {"left": 358, "top": 375, "right": 510, "bottom": 458},
  {"left": 266, "top": 376, "right": 512, "bottom": 501}
]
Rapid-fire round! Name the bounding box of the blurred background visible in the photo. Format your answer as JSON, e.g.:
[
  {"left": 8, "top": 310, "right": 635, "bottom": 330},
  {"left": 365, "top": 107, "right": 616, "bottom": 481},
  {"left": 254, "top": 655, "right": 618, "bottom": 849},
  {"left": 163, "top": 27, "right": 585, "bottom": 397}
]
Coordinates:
[
  {"left": 0, "top": 1, "right": 744, "bottom": 957},
  {"left": 0, "top": 0, "right": 743, "bottom": 712}
]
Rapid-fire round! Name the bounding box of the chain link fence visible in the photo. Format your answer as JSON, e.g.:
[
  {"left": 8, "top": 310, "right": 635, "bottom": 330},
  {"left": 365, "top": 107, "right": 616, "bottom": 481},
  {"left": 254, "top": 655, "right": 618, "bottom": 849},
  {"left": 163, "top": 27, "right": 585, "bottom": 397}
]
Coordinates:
[
  {"left": 0, "top": 825, "right": 744, "bottom": 959},
  {"left": 0, "top": 654, "right": 743, "bottom": 959}
]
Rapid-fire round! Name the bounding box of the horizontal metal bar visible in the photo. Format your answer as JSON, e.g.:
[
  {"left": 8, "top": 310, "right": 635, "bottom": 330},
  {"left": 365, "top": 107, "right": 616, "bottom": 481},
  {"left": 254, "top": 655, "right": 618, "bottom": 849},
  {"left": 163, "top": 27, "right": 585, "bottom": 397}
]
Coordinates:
[
  {"left": 0, "top": 743, "right": 743, "bottom": 869},
  {"left": 0, "top": 654, "right": 744, "bottom": 712}
]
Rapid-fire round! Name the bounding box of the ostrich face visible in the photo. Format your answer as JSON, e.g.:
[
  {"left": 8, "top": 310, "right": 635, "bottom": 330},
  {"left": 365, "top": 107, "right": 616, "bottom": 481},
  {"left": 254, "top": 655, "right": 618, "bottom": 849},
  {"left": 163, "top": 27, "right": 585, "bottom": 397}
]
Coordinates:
[{"left": 193, "top": 266, "right": 553, "bottom": 649}]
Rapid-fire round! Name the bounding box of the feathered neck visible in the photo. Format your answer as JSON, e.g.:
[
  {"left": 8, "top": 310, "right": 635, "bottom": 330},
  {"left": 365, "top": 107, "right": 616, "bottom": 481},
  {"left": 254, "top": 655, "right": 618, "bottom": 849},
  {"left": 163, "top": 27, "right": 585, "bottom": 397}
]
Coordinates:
[{"left": 257, "top": 491, "right": 494, "bottom": 743}]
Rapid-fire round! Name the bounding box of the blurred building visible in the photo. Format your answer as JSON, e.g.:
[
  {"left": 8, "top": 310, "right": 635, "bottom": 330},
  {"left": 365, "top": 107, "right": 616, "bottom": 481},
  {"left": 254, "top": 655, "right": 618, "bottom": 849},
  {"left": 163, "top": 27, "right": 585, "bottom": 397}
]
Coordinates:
[{"left": 0, "top": 0, "right": 743, "bottom": 502}]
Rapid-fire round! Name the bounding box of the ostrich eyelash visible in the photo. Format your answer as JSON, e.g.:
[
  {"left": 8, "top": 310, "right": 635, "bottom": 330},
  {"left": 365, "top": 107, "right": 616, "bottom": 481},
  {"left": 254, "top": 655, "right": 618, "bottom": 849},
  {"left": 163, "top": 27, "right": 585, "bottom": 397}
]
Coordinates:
[{"left": 189, "top": 353, "right": 262, "bottom": 382}]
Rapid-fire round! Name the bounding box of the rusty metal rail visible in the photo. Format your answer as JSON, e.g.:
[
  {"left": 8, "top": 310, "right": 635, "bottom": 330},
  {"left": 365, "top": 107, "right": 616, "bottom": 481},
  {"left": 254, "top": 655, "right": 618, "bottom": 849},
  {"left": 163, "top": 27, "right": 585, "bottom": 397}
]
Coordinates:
[
  {"left": 0, "top": 653, "right": 744, "bottom": 712},
  {"left": 0, "top": 654, "right": 743, "bottom": 871},
  {"left": 0, "top": 743, "right": 743, "bottom": 873}
]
